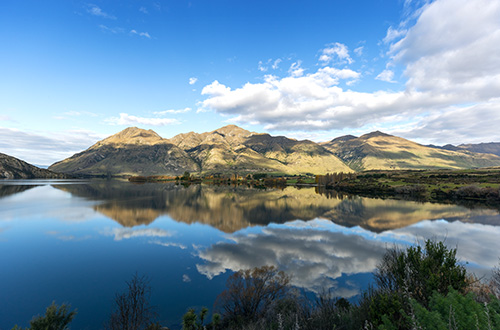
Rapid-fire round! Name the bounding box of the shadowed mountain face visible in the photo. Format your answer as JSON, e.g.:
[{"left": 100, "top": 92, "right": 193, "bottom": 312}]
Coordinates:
[
  {"left": 321, "top": 131, "right": 500, "bottom": 171},
  {"left": 52, "top": 181, "right": 499, "bottom": 233},
  {"left": 0, "top": 153, "right": 67, "bottom": 179}
]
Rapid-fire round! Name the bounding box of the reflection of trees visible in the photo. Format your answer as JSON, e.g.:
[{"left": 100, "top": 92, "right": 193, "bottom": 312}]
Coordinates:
[{"left": 52, "top": 181, "right": 499, "bottom": 232}]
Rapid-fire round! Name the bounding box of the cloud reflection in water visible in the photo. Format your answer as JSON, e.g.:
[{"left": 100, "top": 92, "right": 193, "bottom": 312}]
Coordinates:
[{"left": 197, "top": 218, "right": 500, "bottom": 296}]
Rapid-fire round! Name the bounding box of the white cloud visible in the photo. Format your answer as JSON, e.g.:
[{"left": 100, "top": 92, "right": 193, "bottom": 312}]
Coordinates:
[
  {"left": 150, "top": 240, "right": 187, "bottom": 249},
  {"left": 99, "top": 25, "right": 124, "bottom": 34},
  {"left": 86, "top": 4, "right": 116, "bottom": 19},
  {"left": 154, "top": 107, "right": 192, "bottom": 115},
  {"left": 258, "top": 61, "right": 268, "bottom": 72},
  {"left": 197, "top": 223, "right": 388, "bottom": 295},
  {"left": 139, "top": 6, "right": 148, "bottom": 14},
  {"left": 107, "top": 228, "right": 173, "bottom": 241},
  {"left": 319, "top": 43, "right": 353, "bottom": 65},
  {"left": 189, "top": 77, "right": 198, "bottom": 85},
  {"left": 200, "top": 0, "right": 500, "bottom": 144},
  {"left": 375, "top": 69, "right": 396, "bottom": 83},
  {"left": 182, "top": 274, "right": 191, "bottom": 282},
  {"left": 0, "top": 127, "right": 103, "bottom": 165},
  {"left": 383, "top": 26, "right": 407, "bottom": 44},
  {"left": 288, "top": 61, "right": 304, "bottom": 77},
  {"left": 106, "top": 113, "right": 180, "bottom": 126},
  {"left": 354, "top": 46, "right": 364, "bottom": 56},
  {"left": 130, "top": 30, "right": 151, "bottom": 39},
  {"left": 272, "top": 58, "right": 282, "bottom": 70}
]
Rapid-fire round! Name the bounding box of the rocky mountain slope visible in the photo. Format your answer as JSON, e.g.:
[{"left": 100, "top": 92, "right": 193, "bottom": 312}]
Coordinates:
[
  {"left": 51, "top": 125, "right": 352, "bottom": 177},
  {"left": 0, "top": 153, "right": 67, "bottom": 179},
  {"left": 169, "top": 125, "right": 352, "bottom": 175},
  {"left": 48, "top": 126, "right": 500, "bottom": 177},
  {"left": 321, "top": 131, "right": 500, "bottom": 171},
  {"left": 49, "top": 127, "right": 200, "bottom": 177}
]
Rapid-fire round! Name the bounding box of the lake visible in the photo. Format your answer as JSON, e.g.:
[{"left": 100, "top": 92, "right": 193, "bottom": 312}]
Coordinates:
[{"left": 1, "top": 179, "right": 500, "bottom": 329}]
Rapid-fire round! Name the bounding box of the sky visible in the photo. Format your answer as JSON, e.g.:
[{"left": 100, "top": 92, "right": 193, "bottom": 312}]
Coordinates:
[{"left": 1, "top": 0, "right": 499, "bottom": 165}]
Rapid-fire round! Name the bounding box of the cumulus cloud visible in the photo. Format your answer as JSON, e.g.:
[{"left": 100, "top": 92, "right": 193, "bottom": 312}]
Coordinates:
[
  {"left": 130, "top": 30, "right": 151, "bottom": 39},
  {"left": 393, "top": 100, "right": 500, "bottom": 144},
  {"left": 86, "top": 4, "right": 116, "bottom": 19},
  {"left": 105, "top": 113, "right": 180, "bottom": 126},
  {"left": 189, "top": 77, "right": 198, "bottom": 85},
  {"left": 199, "top": 0, "right": 500, "bottom": 144},
  {"left": 375, "top": 69, "right": 396, "bottom": 83},
  {"left": 319, "top": 43, "right": 353, "bottom": 65},
  {"left": 106, "top": 228, "right": 173, "bottom": 241},
  {"left": 0, "top": 127, "right": 103, "bottom": 165}
]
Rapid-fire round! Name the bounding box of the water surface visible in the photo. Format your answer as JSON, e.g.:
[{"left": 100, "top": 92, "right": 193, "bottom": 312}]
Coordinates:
[{"left": 1, "top": 180, "right": 499, "bottom": 329}]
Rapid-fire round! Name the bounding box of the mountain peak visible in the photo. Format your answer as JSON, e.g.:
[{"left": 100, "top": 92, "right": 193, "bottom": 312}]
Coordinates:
[
  {"left": 98, "top": 127, "right": 164, "bottom": 146},
  {"left": 360, "top": 131, "right": 392, "bottom": 139},
  {"left": 213, "top": 125, "right": 252, "bottom": 137}
]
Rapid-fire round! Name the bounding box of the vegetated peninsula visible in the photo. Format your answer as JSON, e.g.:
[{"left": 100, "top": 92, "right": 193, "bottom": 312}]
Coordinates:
[
  {"left": 42, "top": 125, "right": 500, "bottom": 177},
  {"left": 0, "top": 153, "right": 67, "bottom": 179}
]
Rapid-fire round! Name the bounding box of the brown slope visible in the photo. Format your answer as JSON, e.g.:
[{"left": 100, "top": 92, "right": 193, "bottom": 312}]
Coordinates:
[
  {"left": 322, "top": 131, "right": 500, "bottom": 171},
  {"left": 0, "top": 153, "right": 67, "bottom": 179},
  {"left": 169, "top": 125, "right": 352, "bottom": 174},
  {"left": 49, "top": 127, "right": 200, "bottom": 177}
]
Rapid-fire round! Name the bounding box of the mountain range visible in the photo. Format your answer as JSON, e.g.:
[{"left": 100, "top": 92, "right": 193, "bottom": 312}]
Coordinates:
[{"left": 2, "top": 125, "right": 500, "bottom": 178}]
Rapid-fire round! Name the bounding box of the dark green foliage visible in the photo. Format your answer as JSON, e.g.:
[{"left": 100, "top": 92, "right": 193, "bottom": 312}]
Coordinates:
[
  {"left": 401, "top": 289, "right": 500, "bottom": 330},
  {"left": 28, "top": 302, "right": 76, "bottom": 330},
  {"left": 182, "top": 307, "right": 209, "bottom": 330},
  {"left": 374, "top": 240, "right": 467, "bottom": 307}
]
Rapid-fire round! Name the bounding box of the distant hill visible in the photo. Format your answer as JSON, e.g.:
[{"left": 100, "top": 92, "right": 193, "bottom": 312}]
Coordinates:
[
  {"left": 49, "top": 127, "right": 200, "bottom": 177},
  {"left": 0, "top": 153, "right": 67, "bottom": 179},
  {"left": 321, "top": 131, "right": 500, "bottom": 171},
  {"left": 429, "top": 142, "right": 500, "bottom": 158}
]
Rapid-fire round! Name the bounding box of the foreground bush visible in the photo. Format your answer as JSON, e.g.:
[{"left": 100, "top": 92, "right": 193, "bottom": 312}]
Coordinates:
[{"left": 11, "top": 302, "right": 77, "bottom": 330}]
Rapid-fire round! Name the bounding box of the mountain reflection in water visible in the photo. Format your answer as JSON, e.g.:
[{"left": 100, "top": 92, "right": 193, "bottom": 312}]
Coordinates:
[
  {"left": 1, "top": 180, "right": 500, "bottom": 329},
  {"left": 52, "top": 180, "right": 500, "bottom": 233}
]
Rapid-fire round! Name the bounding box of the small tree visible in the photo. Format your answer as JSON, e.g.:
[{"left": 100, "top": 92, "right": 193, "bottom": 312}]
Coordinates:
[
  {"left": 106, "top": 273, "right": 156, "bottom": 330},
  {"left": 215, "top": 265, "right": 291, "bottom": 326},
  {"left": 182, "top": 307, "right": 209, "bottom": 330},
  {"left": 26, "top": 302, "right": 77, "bottom": 330}
]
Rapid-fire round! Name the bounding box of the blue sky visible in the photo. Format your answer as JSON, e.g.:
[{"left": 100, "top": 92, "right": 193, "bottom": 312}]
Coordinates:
[{"left": 1, "top": 0, "right": 499, "bottom": 165}]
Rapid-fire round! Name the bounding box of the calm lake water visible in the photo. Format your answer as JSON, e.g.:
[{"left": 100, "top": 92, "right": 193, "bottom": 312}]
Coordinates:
[{"left": 1, "top": 179, "right": 500, "bottom": 329}]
